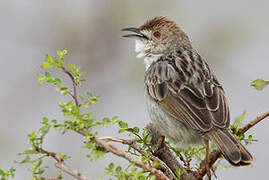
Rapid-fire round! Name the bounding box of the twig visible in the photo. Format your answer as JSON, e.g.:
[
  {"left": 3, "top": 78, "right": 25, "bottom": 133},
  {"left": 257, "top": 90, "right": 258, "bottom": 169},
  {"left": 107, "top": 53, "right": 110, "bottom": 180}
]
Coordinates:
[
  {"left": 95, "top": 138, "right": 170, "bottom": 180},
  {"left": 35, "top": 147, "right": 62, "bottom": 163},
  {"left": 99, "top": 137, "right": 147, "bottom": 157},
  {"left": 178, "top": 153, "right": 190, "bottom": 171},
  {"left": 55, "top": 162, "right": 89, "bottom": 180},
  {"left": 237, "top": 109, "right": 269, "bottom": 135},
  {"left": 35, "top": 146, "right": 89, "bottom": 180},
  {"left": 61, "top": 66, "right": 80, "bottom": 107},
  {"left": 197, "top": 150, "right": 221, "bottom": 179},
  {"left": 99, "top": 136, "right": 175, "bottom": 178}
]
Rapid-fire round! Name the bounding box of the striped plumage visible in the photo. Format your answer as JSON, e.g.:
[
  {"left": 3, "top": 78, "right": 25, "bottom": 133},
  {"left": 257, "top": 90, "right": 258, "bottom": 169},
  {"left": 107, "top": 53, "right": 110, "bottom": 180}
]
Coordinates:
[{"left": 122, "top": 16, "right": 253, "bottom": 166}]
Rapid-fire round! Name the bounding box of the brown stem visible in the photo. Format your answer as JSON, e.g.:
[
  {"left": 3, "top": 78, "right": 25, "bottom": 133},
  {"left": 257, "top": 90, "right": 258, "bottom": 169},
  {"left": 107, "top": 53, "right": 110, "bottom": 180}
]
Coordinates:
[
  {"left": 75, "top": 129, "right": 170, "bottom": 179},
  {"left": 145, "top": 124, "right": 197, "bottom": 180},
  {"left": 61, "top": 66, "right": 80, "bottom": 107},
  {"left": 35, "top": 146, "right": 89, "bottom": 180},
  {"left": 237, "top": 109, "right": 269, "bottom": 135},
  {"left": 99, "top": 136, "right": 174, "bottom": 178},
  {"left": 197, "top": 150, "right": 222, "bottom": 179},
  {"left": 95, "top": 138, "right": 170, "bottom": 180},
  {"left": 55, "top": 162, "right": 89, "bottom": 180}
]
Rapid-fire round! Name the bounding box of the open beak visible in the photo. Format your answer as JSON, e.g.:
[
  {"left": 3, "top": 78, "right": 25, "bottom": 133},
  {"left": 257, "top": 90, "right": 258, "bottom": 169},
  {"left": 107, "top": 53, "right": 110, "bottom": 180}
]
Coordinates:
[{"left": 121, "top": 27, "right": 148, "bottom": 39}]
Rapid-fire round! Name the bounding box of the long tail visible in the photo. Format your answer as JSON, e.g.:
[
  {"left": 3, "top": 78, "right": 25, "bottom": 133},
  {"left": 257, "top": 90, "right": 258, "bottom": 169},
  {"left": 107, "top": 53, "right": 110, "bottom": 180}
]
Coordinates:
[{"left": 208, "top": 128, "right": 253, "bottom": 166}]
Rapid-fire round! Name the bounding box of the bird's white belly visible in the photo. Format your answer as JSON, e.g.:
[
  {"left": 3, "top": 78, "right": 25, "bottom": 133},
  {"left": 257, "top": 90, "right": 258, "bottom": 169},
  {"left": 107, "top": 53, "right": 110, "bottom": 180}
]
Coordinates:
[{"left": 144, "top": 89, "right": 203, "bottom": 149}]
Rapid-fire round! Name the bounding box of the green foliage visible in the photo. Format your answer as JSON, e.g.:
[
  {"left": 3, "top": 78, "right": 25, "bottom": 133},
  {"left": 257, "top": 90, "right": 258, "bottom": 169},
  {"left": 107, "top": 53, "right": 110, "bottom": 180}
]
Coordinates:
[
  {"left": 7, "top": 49, "right": 264, "bottom": 179},
  {"left": 17, "top": 50, "right": 133, "bottom": 178},
  {"left": 231, "top": 111, "right": 258, "bottom": 146},
  {"left": 105, "top": 163, "right": 155, "bottom": 180},
  {"left": 233, "top": 110, "right": 246, "bottom": 128},
  {"left": 251, "top": 78, "right": 269, "bottom": 90},
  {"left": 0, "top": 167, "right": 15, "bottom": 180}
]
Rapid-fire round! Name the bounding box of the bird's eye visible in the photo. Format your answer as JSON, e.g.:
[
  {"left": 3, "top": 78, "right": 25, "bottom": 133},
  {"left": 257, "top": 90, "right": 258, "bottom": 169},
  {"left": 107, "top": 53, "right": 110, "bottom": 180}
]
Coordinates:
[{"left": 153, "top": 31, "right": 161, "bottom": 38}]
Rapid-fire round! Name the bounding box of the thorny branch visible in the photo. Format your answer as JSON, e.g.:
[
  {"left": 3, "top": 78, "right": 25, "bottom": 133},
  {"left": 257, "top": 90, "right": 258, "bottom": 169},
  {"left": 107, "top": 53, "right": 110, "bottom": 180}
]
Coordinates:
[
  {"left": 237, "top": 109, "right": 269, "bottom": 135},
  {"left": 41, "top": 65, "right": 269, "bottom": 180},
  {"left": 93, "top": 109, "right": 268, "bottom": 180},
  {"left": 95, "top": 138, "right": 170, "bottom": 180},
  {"left": 35, "top": 146, "right": 89, "bottom": 180},
  {"left": 99, "top": 136, "right": 175, "bottom": 179}
]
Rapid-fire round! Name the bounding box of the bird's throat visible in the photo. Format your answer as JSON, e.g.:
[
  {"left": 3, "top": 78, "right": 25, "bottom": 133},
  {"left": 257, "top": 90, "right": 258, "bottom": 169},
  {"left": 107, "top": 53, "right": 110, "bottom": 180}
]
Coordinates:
[{"left": 134, "top": 40, "right": 162, "bottom": 70}]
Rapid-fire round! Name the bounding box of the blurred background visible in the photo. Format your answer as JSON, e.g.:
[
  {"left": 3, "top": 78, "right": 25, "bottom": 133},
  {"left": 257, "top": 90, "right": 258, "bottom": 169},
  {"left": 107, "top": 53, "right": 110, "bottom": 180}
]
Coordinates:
[{"left": 0, "top": 0, "right": 268, "bottom": 179}]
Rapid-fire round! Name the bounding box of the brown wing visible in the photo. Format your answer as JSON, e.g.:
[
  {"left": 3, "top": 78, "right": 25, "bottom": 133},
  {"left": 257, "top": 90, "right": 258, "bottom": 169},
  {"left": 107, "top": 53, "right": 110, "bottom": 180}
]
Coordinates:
[{"left": 145, "top": 58, "right": 230, "bottom": 133}]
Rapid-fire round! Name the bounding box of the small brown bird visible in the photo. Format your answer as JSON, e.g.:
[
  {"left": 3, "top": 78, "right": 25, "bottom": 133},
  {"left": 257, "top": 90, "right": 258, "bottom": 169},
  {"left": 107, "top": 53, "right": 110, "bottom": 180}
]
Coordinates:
[{"left": 122, "top": 16, "right": 253, "bottom": 169}]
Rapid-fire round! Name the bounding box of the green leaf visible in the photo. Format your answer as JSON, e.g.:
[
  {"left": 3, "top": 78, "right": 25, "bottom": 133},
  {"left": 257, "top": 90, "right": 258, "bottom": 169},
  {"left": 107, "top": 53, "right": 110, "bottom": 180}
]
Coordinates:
[
  {"left": 42, "top": 116, "right": 49, "bottom": 124},
  {"left": 138, "top": 176, "right": 145, "bottom": 180},
  {"left": 85, "top": 120, "right": 93, "bottom": 127},
  {"left": 23, "top": 149, "right": 38, "bottom": 154},
  {"left": 37, "top": 74, "right": 45, "bottom": 85},
  {"left": 60, "top": 87, "right": 68, "bottom": 95},
  {"left": 54, "top": 78, "right": 61, "bottom": 85},
  {"left": 251, "top": 78, "right": 269, "bottom": 90},
  {"left": 118, "top": 129, "right": 126, "bottom": 134},
  {"left": 44, "top": 72, "right": 51, "bottom": 78},
  {"left": 142, "top": 129, "right": 149, "bottom": 139},
  {"left": 102, "top": 117, "right": 110, "bottom": 123},
  {"left": 41, "top": 62, "right": 51, "bottom": 69},
  {"left": 233, "top": 110, "right": 246, "bottom": 127},
  {"left": 46, "top": 54, "right": 53, "bottom": 63},
  {"left": 133, "top": 127, "right": 140, "bottom": 134},
  {"left": 115, "top": 166, "right": 122, "bottom": 173},
  {"left": 145, "top": 133, "right": 152, "bottom": 144},
  {"left": 57, "top": 49, "right": 68, "bottom": 58},
  {"left": 118, "top": 121, "right": 128, "bottom": 129},
  {"left": 0, "top": 169, "right": 4, "bottom": 175},
  {"left": 108, "top": 162, "right": 114, "bottom": 169},
  {"left": 62, "top": 49, "right": 68, "bottom": 56},
  {"left": 112, "top": 116, "right": 118, "bottom": 120}
]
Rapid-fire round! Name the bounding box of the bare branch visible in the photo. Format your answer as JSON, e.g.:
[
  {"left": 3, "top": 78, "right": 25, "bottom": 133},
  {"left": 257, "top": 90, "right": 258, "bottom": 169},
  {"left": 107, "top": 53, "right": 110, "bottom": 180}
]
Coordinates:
[
  {"left": 35, "top": 146, "right": 89, "bottom": 180},
  {"left": 99, "top": 136, "right": 175, "bottom": 179},
  {"left": 55, "top": 162, "right": 89, "bottom": 180},
  {"left": 197, "top": 150, "right": 222, "bottom": 179},
  {"left": 95, "top": 138, "right": 170, "bottom": 180},
  {"left": 61, "top": 66, "right": 80, "bottom": 107},
  {"left": 237, "top": 109, "right": 269, "bottom": 135}
]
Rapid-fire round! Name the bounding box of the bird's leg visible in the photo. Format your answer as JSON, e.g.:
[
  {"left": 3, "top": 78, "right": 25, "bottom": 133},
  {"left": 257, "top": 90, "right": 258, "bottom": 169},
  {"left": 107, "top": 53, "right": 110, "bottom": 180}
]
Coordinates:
[
  {"left": 157, "top": 134, "right": 165, "bottom": 149},
  {"left": 204, "top": 139, "right": 211, "bottom": 180},
  {"left": 154, "top": 134, "right": 165, "bottom": 155}
]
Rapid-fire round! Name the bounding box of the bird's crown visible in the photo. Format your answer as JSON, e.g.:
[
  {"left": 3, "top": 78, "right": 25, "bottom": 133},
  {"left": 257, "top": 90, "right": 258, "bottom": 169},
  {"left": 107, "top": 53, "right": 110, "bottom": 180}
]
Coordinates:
[{"left": 139, "top": 16, "right": 178, "bottom": 31}]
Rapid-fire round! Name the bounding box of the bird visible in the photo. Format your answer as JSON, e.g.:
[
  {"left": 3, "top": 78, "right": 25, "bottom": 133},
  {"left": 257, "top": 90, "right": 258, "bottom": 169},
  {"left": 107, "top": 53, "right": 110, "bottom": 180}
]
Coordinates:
[{"left": 122, "top": 16, "right": 253, "bottom": 172}]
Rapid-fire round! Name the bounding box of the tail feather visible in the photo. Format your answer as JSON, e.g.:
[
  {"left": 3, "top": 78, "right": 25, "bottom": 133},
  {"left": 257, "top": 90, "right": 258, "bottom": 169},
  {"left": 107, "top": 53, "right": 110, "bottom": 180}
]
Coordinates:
[{"left": 208, "top": 129, "right": 253, "bottom": 166}]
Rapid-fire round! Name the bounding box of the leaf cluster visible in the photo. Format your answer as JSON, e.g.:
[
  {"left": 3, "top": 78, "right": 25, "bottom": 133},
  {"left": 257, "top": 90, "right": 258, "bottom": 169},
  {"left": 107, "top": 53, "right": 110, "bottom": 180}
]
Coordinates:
[{"left": 2, "top": 49, "right": 264, "bottom": 180}]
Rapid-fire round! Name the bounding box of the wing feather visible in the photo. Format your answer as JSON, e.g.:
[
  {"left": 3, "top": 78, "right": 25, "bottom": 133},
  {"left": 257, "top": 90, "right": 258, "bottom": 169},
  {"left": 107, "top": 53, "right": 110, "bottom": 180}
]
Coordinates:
[{"left": 145, "top": 58, "right": 230, "bottom": 133}]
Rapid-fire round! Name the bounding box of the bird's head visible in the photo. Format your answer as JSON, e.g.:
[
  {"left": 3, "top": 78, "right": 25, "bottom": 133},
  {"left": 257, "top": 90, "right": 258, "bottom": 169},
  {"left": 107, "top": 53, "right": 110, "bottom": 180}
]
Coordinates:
[{"left": 122, "top": 16, "right": 191, "bottom": 58}]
